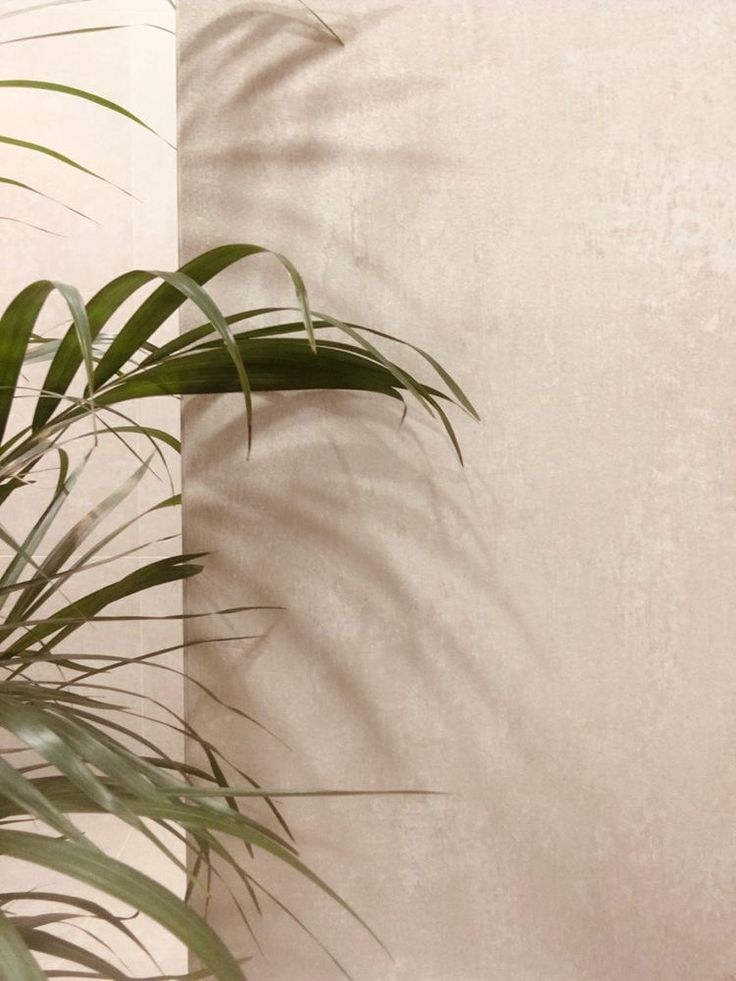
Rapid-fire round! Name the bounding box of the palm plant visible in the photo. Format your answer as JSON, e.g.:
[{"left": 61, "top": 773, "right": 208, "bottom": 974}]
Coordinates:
[{"left": 0, "top": 4, "right": 477, "bottom": 979}]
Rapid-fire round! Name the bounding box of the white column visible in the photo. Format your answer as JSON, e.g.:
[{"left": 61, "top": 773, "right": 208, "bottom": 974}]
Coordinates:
[{"left": 0, "top": 2, "right": 183, "bottom": 974}]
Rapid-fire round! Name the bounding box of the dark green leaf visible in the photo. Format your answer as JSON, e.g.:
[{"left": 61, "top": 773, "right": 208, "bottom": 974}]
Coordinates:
[
  {"left": 0, "top": 281, "right": 54, "bottom": 444},
  {"left": 34, "top": 270, "right": 153, "bottom": 431},
  {"left": 0, "top": 80, "right": 166, "bottom": 143},
  {"left": 4, "top": 554, "right": 205, "bottom": 655}
]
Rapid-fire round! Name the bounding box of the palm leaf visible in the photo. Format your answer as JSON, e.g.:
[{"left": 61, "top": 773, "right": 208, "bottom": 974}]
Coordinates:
[
  {"left": 0, "top": 830, "right": 247, "bottom": 981},
  {"left": 0, "top": 81, "right": 163, "bottom": 140},
  {"left": 33, "top": 270, "right": 153, "bottom": 432},
  {"left": 0, "top": 908, "right": 46, "bottom": 981},
  {"left": 0, "top": 281, "right": 54, "bottom": 444},
  {"left": 0, "top": 236, "right": 472, "bottom": 976},
  {"left": 0, "top": 2, "right": 93, "bottom": 20},
  {"left": 296, "top": 0, "right": 345, "bottom": 45},
  {"left": 92, "top": 244, "right": 314, "bottom": 390},
  {"left": 0, "top": 176, "right": 93, "bottom": 219},
  {"left": 0, "top": 449, "right": 82, "bottom": 613},
  {"left": 3, "top": 554, "right": 205, "bottom": 655},
  {"left": 0, "top": 135, "right": 132, "bottom": 196},
  {"left": 0, "top": 756, "right": 83, "bottom": 840},
  {"left": 0, "top": 214, "right": 64, "bottom": 235},
  {"left": 0, "top": 23, "right": 174, "bottom": 45},
  {"left": 19, "top": 924, "right": 135, "bottom": 980},
  {"left": 2, "top": 456, "right": 153, "bottom": 631}
]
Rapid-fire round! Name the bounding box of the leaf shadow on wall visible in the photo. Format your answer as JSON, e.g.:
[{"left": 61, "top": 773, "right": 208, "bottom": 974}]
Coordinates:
[
  {"left": 178, "top": 0, "right": 544, "bottom": 778},
  {"left": 177, "top": 2, "right": 445, "bottom": 290},
  {"left": 180, "top": 383, "right": 569, "bottom": 972},
  {"left": 175, "top": 3, "right": 584, "bottom": 975},
  {"left": 183, "top": 386, "right": 545, "bottom": 809}
]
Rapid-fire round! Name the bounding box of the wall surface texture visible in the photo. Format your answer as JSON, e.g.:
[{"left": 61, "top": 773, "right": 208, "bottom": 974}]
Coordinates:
[{"left": 178, "top": 3, "right": 736, "bottom": 979}]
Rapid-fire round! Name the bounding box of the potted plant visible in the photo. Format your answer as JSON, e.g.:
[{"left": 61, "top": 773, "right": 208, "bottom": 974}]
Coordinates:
[{"left": 0, "top": 5, "right": 476, "bottom": 978}]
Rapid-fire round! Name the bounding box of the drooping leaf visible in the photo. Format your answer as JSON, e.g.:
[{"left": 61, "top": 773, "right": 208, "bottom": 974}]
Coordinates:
[
  {"left": 296, "top": 0, "right": 345, "bottom": 45},
  {"left": 34, "top": 270, "right": 154, "bottom": 431},
  {"left": 0, "top": 135, "right": 132, "bottom": 196},
  {"left": 93, "top": 244, "right": 315, "bottom": 389},
  {"left": 0, "top": 23, "right": 174, "bottom": 46},
  {"left": 0, "top": 908, "right": 45, "bottom": 981},
  {"left": 0, "top": 449, "right": 87, "bottom": 615},
  {"left": 0, "top": 1, "right": 93, "bottom": 21},
  {"left": 0, "top": 280, "right": 54, "bottom": 444},
  {"left": 0, "top": 214, "right": 63, "bottom": 235},
  {"left": 0, "top": 830, "right": 247, "bottom": 981},
  {"left": 3, "top": 456, "right": 153, "bottom": 630},
  {"left": 0, "top": 177, "right": 94, "bottom": 221},
  {"left": 50, "top": 281, "right": 95, "bottom": 417},
  {"left": 0, "top": 80, "right": 166, "bottom": 143},
  {"left": 0, "top": 892, "right": 147, "bottom": 962},
  {"left": 0, "top": 756, "right": 83, "bottom": 840},
  {"left": 147, "top": 268, "right": 254, "bottom": 449},
  {"left": 20, "top": 924, "right": 133, "bottom": 979},
  {"left": 95, "top": 339, "right": 407, "bottom": 402},
  {"left": 3, "top": 553, "right": 205, "bottom": 655}
]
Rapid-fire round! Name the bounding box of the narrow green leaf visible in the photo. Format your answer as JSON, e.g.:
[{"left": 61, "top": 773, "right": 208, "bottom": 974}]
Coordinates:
[
  {"left": 0, "top": 908, "right": 45, "bottom": 981},
  {"left": 424, "top": 391, "right": 464, "bottom": 464},
  {"left": 0, "top": 214, "right": 64, "bottom": 235},
  {"left": 0, "top": 830, "right": 247, "bottom": 981},
  {"left": 0, "top": 135, "right": 132, "bottom": 196},
  {"left": 0, "top": 175, "right": 94, "bottom": 221},
  {"left": 150, "top": 268, "right": 253, "bottom": 449},
  {"left": 0, "top": 23, "right": 174, "bottom": 46},
  {"left": 0, "top": 696, "right": 145, "bottom": 829},
  {"left": 0, "top": 450, "right": 88, "bottom": 615},
  {"left": 0, "top": 531, "right": 177, "bottom": 604},
  {"left": 0, "top": 892, "right": 148, "bottom": 962},
  {"left": 0, "top": 81, "right": 167, "bottom": 144},
  {"left": 21, "top": 925, "right": 131, "bottom": 980},
  {"left": 0, "top": 281, "right": 53, "bottom": 445},
  {"left": 34, "top": 270, "right": 153, "bottom": 431},
  {"left": 313, "top": 309, "right": 432, "bottom": 416},
  {"left": 5, "top": 456, "right": 152, "bottom": 628},
  {"left": 195, "top": 311, "right": 479, "bottom": 419},
  {"left": 9, "top": 780, "right": 296, "bottom": 854},
  {"left": 94, "top": 244, "right": 315, "bottom": 387},
  {"left": 95, "top": 340, "right": 406, "bottom": 405},
  {"left": 138, "top": 307, "right": 282, "bottom": 367},
  {"left": 0, "top": 1, "right": 93, "bottom": 20},
  {"left": 0, "top": 756, "right": 82, "bottom": 840},
  {"left": 50, "top": 281, "right": 95, "bottom": 415},
  {"left": 296, "top": 0, "right": 345, "bottom": 45},
  {"left": 3, "top": 554, "right": 205, "bottom": 655},
  {"left": 98, "top": 425, "right": 181, "bottom": 453},
  {"left": 12, "top": 776, "right": 388, "bottom": 953}
]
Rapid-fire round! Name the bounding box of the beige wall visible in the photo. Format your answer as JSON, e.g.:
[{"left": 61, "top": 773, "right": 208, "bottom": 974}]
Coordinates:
[
  {"left": 179, "top": 2, "right": 736, "bottom": 979},
  {"left": 0, "top": 2, "right": 184, "bottom": 974}
]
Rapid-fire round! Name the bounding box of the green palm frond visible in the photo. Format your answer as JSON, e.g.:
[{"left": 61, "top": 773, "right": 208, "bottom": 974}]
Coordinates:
[
  {"left": 1, "top": 244, "right": 470, "bottom": 493},
  {"left": 0, "top": 79, "right": 164, "bottom": 137},
  {"left": 1, "top": 2, "right": 472, "bottom": 975},
  {"left": 0, "top": 241, "right": 473, "bottom": 977}
]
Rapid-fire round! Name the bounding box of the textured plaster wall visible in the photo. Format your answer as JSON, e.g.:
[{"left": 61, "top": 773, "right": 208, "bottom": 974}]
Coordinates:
[
  {"left": 0, "top": 2, "right": 183, "bottom": 973},
  {"left": 178, "top": 3, "right": 736, "bottom": 979}
]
